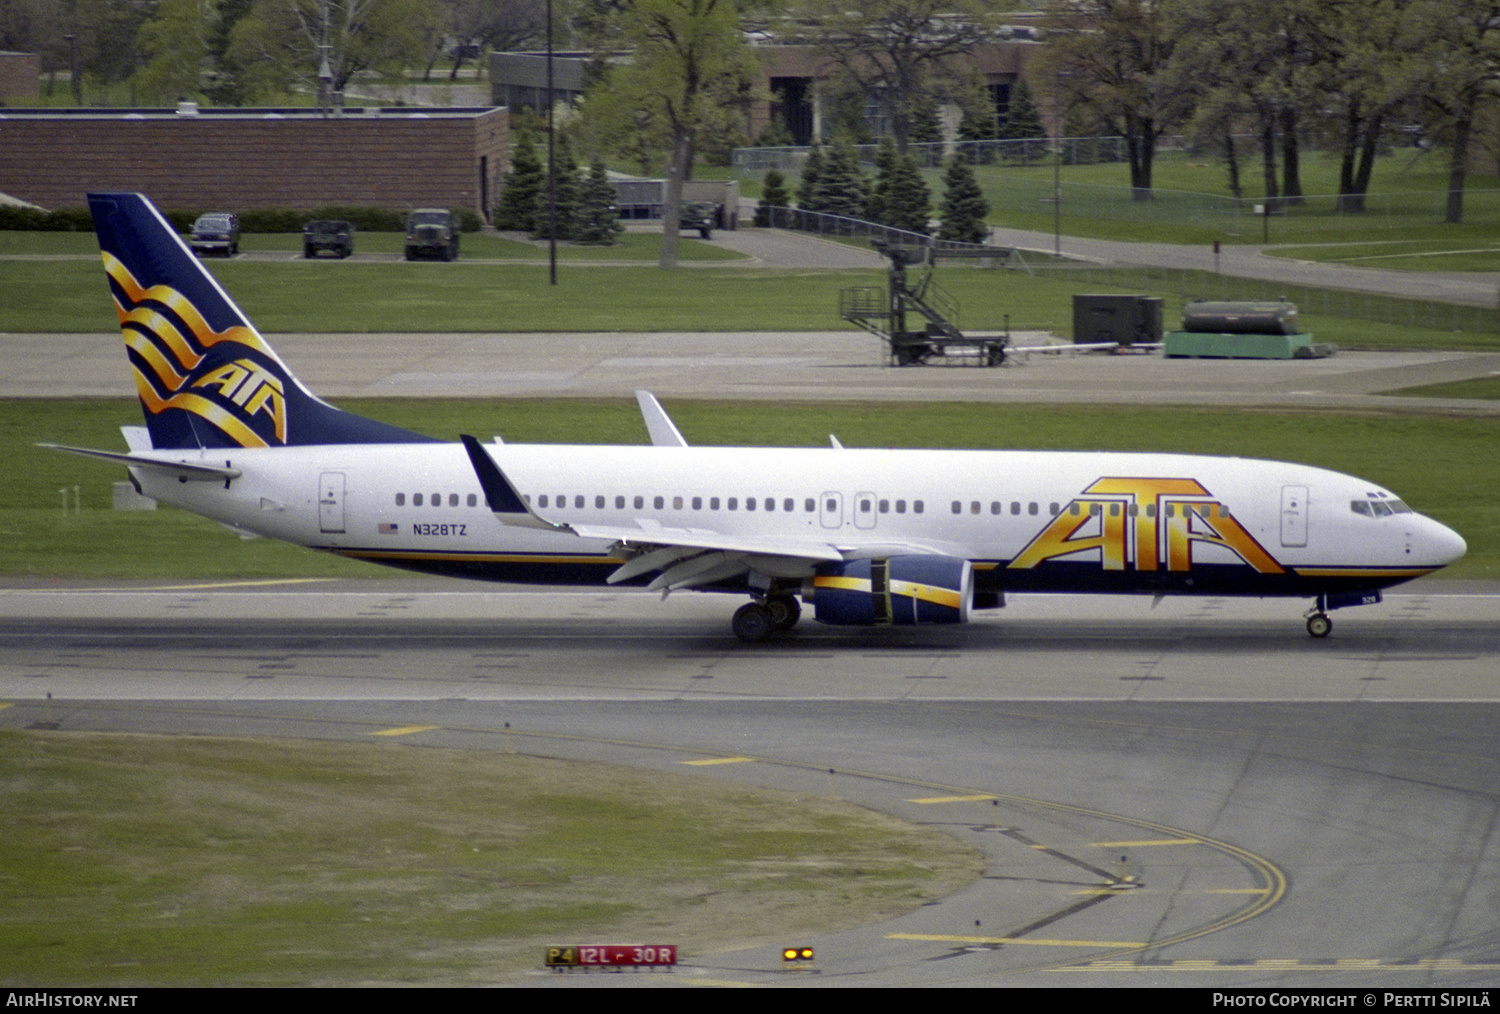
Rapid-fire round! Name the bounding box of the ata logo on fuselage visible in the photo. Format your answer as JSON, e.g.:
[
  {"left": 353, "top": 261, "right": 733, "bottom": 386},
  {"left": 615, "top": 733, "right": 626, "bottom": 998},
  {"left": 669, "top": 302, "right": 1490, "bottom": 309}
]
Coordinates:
[{"left": 1009, "top": 477, "right": 1284, "bottom": 574}]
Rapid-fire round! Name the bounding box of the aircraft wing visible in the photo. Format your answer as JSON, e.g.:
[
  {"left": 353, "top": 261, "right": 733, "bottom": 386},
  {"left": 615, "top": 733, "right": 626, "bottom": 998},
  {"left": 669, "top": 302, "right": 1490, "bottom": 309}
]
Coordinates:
[{"left": 460, "top": 435, "right": 939, "bottom": 593}]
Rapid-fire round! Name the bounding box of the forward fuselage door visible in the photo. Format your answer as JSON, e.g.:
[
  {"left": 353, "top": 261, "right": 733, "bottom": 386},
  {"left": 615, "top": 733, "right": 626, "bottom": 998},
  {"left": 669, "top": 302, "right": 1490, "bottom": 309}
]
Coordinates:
[
  {"left": 319, "top": 471, "right": 346, "bottom": 533},
  {"left": 1280, "top": 485, "right": 1307, "bottom": 547}
]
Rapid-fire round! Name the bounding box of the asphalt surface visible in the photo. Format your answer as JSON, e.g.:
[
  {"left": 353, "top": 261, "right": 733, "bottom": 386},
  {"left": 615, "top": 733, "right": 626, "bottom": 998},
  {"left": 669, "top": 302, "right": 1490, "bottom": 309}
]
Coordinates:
[{"left": 4, "top": 584, "right": 1499, "bottom": 986}]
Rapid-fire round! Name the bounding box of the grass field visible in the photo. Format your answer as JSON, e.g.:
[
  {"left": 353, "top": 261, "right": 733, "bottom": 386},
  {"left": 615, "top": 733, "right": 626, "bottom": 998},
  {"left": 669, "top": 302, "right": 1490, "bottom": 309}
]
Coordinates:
[
  {"left": 737, "top": 146, "right": 1500, "bottom": 250},
  {"left": 0, "top": 730, "right": 979, "bottom": 985},
  {"left": 9, "top": 397, "right": 1496, "bottom": 581},
  {"left": 3, "top": 253, "right": 1492, "bottom": 349}
]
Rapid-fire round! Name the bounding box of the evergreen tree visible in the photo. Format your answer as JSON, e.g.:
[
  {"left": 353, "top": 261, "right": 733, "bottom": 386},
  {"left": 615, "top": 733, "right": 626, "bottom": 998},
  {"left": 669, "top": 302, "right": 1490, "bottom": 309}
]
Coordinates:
[
  {"left": 813, "top": 138, "right": 869, "bottom": 219},
  {"left": 533, "top": 132, "right": 580, "bottom": 241},
  {"left": 938, "top": 154, "right": 990, "bottom": 244},
  {"left": 573, "top": 159, "right": 624, "bottom": 245},
  {"left": 495, "top": 124, "right": 544, "bottom": 231},
  {"left": 1000, "top": 79, "right": 1045, "bottom": 140},
  {"left": 755, "top": 167, "right": 792, "bottom": 227},
  {"left": 908, "top": 98, "right": 945, "bottom": 165},
  {"left": 796, "top": 142, "right": 825, "bottom": 213},
  {"left": 865, "top": 136, "right": 899, "bottom": 224},
  {"left": 882, "top": 151, "right": 931, "bottom": 235}
]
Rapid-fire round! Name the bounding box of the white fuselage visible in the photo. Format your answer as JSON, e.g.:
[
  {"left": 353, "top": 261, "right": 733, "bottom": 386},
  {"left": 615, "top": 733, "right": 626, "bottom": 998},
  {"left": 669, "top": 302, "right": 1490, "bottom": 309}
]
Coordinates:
[{"left": 125, "top": 441, "right": 1466, "bottom": 599}]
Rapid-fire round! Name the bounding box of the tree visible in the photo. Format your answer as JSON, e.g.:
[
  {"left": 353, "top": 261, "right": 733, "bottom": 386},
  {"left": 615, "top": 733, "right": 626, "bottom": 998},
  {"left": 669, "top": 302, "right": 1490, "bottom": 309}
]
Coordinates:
[
  {"left": 533, "top": 131, "right": 580, "bottom": 240},
  {"left": 754, "top": 167, "right": 791, "bottom": 226},
  {"left": 864, "top": 136, "right": 898, "bottom": 223},
  {"left": 869, "top": 138, "right": 929, "bottom": 234},
  {"left": 796, "top": 142, "right": 826, "bottom": 212},
  {"left": 494, "top": 121, "right": 545, "bottom": 231},
  {"left": 1000, "top": 79, "right": 1044, "bottom": 140},
  {"left": 225, "top": 0, "right": 440, "bottom": 103},
  {"left": 573, "top": 159, "right": 625, "bottom": 244},
  {"left": 789, "top": 0, "right": 1000, "bottom": 153},
  {"left": 1418, "top": 0, "right": 1500, "bottom": 224},
  {"left": 131, "top": 0, "right": 217, "bottom": 104},
  {"left": 587, "top": 0, "right": 757, "bottom": 267},
  {"left": 810, "top": 137, "right": 869, "bottom": 219},
  {"left": 439, "top": 0, "right": 547, "bottom": 81},
  {"left": 937, "top": 154, "right": 989, "bottom": 243},
  {"left": 1039, "top": 0, "right": 1193, "bottom": 199}
]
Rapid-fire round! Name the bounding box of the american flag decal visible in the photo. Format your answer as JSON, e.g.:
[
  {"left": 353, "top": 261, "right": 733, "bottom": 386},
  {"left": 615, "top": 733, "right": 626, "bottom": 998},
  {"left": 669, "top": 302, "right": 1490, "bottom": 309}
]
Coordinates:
[{"left": 378, "top": 523, "right": 398, "bottom": 535}]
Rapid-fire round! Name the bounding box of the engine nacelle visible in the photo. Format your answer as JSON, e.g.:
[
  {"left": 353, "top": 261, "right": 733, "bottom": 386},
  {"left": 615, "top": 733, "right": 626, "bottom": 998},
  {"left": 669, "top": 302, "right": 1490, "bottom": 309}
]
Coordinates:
[{"left": 806, "top": 556, "right": 973, "bottom": 626}]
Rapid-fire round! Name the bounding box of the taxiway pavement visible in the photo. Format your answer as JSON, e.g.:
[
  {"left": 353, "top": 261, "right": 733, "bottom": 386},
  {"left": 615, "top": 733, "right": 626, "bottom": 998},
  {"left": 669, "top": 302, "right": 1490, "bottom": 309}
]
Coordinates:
[{"left": 4, "top": 583, "right": 1499, "bottom": 987}]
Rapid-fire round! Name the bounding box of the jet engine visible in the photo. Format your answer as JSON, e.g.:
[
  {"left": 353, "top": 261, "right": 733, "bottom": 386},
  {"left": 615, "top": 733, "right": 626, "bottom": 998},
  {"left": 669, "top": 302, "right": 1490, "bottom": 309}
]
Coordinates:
[{"left": 806, "top": 556, "right": 973, "bottom": 626}]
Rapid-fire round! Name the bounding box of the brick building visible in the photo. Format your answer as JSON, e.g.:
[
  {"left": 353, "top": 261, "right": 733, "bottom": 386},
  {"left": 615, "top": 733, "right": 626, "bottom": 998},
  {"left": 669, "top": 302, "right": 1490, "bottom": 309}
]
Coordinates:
[{"left": 0, "top": 106, "right": 508, "bottom": 217}]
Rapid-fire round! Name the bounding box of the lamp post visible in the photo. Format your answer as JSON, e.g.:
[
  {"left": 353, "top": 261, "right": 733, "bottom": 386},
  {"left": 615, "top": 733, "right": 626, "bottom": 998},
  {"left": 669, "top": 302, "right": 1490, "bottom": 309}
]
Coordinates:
[{"left": 64, "top": 33, "right": 79, "bottom": 105}]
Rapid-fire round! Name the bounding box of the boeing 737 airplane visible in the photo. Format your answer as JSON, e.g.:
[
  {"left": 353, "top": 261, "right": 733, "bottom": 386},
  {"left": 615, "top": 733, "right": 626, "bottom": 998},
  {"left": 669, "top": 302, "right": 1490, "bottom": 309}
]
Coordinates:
[{"left": 46, "top": 192, "right": 1466, "bottom": 642}]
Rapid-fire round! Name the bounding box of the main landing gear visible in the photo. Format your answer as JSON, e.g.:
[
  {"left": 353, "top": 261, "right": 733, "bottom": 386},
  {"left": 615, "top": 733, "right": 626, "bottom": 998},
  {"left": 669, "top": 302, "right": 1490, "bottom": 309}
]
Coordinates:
[{"left": 732, "top": 593, "right": 802, "bottom": 643}]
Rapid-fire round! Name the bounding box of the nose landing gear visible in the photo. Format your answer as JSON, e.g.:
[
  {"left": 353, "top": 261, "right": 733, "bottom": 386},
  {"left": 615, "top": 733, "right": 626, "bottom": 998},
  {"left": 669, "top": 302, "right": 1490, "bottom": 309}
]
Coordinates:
[{"left": 1305, "top": 610, "right": 1332, "bottom": 638}]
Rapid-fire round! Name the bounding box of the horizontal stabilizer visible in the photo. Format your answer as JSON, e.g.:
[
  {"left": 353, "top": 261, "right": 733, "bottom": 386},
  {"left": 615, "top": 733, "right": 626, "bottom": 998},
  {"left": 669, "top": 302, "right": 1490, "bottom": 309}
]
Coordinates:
[{"left": 38, "top": 443, "right": 242, "bottom": 481}]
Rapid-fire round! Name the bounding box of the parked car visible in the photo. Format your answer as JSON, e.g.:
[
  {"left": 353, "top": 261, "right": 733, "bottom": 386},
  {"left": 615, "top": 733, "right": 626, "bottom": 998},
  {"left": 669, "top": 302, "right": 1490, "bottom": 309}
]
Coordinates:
[
  {"left": 404, "top": 209, "right": 460, "bottom": 261},
  {"left": 189, "top": 212, "right": 239, "bottom": 257},
  {"left": 303, "top": 219, "right": 354, "bottom": 259}
]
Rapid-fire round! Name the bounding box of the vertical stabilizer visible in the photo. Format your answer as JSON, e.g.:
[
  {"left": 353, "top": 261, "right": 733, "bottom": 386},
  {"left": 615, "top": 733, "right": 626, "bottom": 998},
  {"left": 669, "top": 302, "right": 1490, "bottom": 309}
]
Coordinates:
[{"left": 89, "top": 193, "right": 436, "bottom": 449}]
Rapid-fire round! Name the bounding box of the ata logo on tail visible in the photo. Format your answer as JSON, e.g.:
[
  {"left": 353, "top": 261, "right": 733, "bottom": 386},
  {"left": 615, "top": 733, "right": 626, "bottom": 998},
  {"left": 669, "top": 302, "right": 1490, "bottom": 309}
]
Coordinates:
[{"left": 106, "top": 251, "right": 289, "bottom": 449}]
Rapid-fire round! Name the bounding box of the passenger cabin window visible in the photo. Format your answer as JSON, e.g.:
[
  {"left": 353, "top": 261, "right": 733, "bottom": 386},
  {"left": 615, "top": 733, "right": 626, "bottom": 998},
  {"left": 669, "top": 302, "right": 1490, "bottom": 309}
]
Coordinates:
[
  {"left": 414, "top": 493, "right": 424, "bottom": 506},
  {"left": 395, "top": 493, "right": 406, "bottom": 506}
]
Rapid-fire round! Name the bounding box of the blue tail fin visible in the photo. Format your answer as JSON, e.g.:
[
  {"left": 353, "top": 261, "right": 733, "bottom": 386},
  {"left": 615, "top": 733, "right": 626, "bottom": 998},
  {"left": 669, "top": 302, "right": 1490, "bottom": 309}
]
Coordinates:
[{"left": 88, "top": 193, "right": 437, "bottom": 449}]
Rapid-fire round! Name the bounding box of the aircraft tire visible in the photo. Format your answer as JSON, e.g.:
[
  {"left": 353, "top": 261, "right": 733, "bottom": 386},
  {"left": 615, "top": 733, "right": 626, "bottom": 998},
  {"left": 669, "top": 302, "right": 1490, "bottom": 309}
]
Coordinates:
[
  {"left": 766, "top": 594, "right": 801, "bottom": 630},
  {"left": 732, "top": 602, "right": 775, "bottom": 643},
  {"left": 1306, "top": 613, "right": 1332, "bottom": 638}
]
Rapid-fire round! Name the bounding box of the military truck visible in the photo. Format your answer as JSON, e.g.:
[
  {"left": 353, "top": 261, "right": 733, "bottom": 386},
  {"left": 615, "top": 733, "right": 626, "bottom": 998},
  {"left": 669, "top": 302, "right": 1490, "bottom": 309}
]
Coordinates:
[
  {"left": 404, "top": 209, "right": 460, "bottom": 261},
  {"left": 302, "top": 220, "right": 354, "bottom": 259}
]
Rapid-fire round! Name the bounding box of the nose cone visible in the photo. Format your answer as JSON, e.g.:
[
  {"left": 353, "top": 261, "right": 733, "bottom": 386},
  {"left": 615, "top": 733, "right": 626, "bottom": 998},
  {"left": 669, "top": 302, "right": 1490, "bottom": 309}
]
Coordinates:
[{"left": 1422, "top": 516, "right": 1467, "bottom": 568}]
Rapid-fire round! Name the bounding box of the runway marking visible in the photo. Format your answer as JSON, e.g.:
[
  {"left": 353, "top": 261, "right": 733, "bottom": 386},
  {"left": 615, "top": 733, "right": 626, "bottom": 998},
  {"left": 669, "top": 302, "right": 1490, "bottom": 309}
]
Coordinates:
[
  {"left": 889, "top": 932, "right": 1148, "bottom": 948},
  {"left": 1091, "top": 838, "right": 1198, "bottom": 847},
  {"left": 909, "top": 793, "right": 995, "bottom": 803},
  {"left": 370, "top": 724, "right": 440, "bottom": 737},
  {"left": 684, "top": 756, "right": 756, "bottom": 766}
]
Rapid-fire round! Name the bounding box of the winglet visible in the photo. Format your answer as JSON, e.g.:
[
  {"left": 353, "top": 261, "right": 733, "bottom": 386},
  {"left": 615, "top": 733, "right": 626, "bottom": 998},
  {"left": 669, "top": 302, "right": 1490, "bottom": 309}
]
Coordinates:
[
  {"left": 635, "top": 391, "right": 689, "bottom": 447},
  {"left": 460, "top": 434, "right": 568, "bottom": 531}
]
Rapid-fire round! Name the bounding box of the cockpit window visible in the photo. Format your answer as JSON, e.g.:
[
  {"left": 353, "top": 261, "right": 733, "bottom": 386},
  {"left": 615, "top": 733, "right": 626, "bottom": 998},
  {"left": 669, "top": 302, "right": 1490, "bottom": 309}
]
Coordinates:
[{"left": 1352, "top": 499, "right": 1413, "bottom": 517}]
